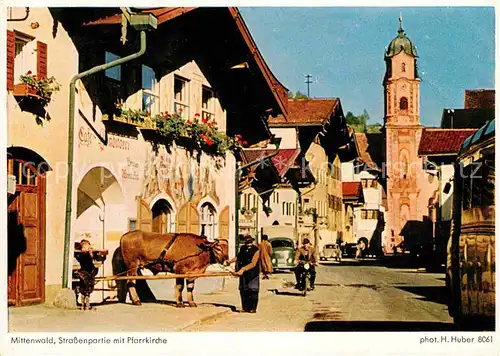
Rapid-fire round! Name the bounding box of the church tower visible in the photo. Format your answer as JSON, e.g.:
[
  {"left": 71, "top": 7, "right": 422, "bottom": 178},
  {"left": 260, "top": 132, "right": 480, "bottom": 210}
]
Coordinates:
[{"left": 383, "top": 18, "right": 425, "bottom": 251}]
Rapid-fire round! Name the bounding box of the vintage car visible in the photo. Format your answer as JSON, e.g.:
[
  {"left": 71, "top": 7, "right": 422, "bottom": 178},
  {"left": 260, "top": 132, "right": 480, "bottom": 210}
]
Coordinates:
[
  {"left": 320, "top": 244, "right": 341, "bottom": 261},
  {"left": 343, "top": 243, "right": 358, "bottom": 258},
  {"left": 270, "top": 237, "right": 297, "bottom": 271}
]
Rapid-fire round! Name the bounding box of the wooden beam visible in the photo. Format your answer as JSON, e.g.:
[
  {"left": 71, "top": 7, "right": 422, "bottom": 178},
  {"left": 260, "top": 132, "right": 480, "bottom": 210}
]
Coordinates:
[{"left": 95, "top": 272, "right": 234, "bottom": 281}]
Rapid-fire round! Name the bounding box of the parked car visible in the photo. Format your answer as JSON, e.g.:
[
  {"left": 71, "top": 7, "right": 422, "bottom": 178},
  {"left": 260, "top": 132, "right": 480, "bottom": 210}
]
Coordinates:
[
  {"left": 343, "top": 243, "right": 358, "bottom": 258},
  {"left": 269, "top": 237, "right": 297, "bottom": 271},
  {"left": 320, "top": 244, "right": 341, "bottom": 261}
]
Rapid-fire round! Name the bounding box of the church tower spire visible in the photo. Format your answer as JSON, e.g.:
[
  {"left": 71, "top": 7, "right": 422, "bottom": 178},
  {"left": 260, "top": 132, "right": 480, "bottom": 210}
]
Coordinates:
[{"left": 382, "top": 19, "right": 425, "bottom": 255}]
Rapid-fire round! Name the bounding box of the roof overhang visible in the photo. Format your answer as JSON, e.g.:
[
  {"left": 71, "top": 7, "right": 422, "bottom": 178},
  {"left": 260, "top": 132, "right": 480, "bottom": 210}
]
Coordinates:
[{"left": 82, "top": 7, "right": 289, "bottom": 121}]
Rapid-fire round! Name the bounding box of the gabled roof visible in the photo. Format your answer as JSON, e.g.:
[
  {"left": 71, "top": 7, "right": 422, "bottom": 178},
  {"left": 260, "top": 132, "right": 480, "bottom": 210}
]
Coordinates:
[
  {"left": 268, "top": 98, "right": 339, "bottom": 126},
  {"left": 84, "top": 7, "right": 289, "bottom": 119},
  {"left": 418, "top": 128, "right": 478, "bottom": 156},
  {"left": 342, "top": 182, "right": 363, "bottom": 202}
]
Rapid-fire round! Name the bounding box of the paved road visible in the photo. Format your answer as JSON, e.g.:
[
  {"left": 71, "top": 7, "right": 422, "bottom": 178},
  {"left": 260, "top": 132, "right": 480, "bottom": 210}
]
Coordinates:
[{"left": 185, "top": 260, "right": 455, "bottom": 332}]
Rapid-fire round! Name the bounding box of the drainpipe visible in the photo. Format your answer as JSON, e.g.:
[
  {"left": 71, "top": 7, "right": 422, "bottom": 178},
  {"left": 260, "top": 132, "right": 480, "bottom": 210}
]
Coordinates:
[
  {"left": 62, "top": 29, "right": 149, "bottom": 288},
  {"left": 234, "top": 139, "right": 281, "bottom": 256}
]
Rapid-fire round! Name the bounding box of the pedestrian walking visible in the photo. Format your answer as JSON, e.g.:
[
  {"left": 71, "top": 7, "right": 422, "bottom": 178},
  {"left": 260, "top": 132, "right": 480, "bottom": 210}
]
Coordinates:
[
  {"left": 259, "top": 234, "right": 273, "bottom": 279},
  {"left": 226, "top": 235, "right": 261, "bottom": 313}
]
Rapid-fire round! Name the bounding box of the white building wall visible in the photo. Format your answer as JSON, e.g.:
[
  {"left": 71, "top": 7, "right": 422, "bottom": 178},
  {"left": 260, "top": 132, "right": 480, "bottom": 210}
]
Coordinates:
[
  {"left": 268, "top": 127, "right": 298, "bottom": 149},
  {"left": 341, "top": 161, "right": 355, "bottom": 182}
]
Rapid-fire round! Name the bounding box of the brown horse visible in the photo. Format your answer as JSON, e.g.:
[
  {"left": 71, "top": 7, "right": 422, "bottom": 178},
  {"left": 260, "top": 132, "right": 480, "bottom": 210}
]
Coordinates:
[{"left": 118, "top": 231, "right": 229, "bottom": 307}]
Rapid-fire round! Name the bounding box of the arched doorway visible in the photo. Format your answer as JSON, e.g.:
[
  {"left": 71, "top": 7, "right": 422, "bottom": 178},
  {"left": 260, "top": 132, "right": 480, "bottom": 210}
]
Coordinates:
[
  {"left": 76, "top": 166, "right": 125, "bottom": 303},
  {"left": 200, "top": 202, "right": 217, "bottom": 239},
  {"left": 8, "top": 149, "right": 49, "bottom": 306},
  {"left": 152, "top": 199, "right": 175, "bottom": 233}
]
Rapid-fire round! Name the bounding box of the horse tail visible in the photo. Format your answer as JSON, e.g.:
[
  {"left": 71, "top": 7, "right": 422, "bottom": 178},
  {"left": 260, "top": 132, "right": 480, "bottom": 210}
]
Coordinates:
[{"left": 111, "top": 246, "right": 128, "bottom": 303}]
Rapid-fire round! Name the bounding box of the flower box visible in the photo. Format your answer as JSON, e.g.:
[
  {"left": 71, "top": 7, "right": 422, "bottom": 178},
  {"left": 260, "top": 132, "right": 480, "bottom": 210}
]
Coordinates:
[
  {"left": 102, "top": 114, "right": 156, "bottom": 129},
  {"left": 13, "top": 83, "right": 40, "bottom": 99}
]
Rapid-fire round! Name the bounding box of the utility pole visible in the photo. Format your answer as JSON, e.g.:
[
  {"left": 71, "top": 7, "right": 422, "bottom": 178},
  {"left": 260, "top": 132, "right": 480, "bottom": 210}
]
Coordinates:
[{"left": 305, "top": 74, "right": 312, "bottom": 98}]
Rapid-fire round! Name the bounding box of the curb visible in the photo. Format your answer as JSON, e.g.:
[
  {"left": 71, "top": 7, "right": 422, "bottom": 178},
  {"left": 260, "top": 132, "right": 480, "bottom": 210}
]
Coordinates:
[{"left": 178, "top": 278, "right": 287, "bottom": 331}]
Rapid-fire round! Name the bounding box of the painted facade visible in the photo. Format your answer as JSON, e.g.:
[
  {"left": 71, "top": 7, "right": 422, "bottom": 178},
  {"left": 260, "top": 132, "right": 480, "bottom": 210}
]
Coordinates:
[{"left": 7, "top": 7, "right": 287, "bottom": 305}]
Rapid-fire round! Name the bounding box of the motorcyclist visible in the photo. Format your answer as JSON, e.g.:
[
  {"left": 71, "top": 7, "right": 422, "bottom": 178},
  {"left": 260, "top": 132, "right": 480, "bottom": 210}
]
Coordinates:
[{"left": 293, "top": 238, "right": 317, "bottom": 291}]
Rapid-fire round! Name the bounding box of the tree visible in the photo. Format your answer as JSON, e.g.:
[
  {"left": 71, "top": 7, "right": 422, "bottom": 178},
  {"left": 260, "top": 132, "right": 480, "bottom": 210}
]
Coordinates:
[
  {"left": 294, "top": 90, "right": 308, "bottom": 99},
  {"left": 366, "top": 123, "right": 382, "bottom": 133},
  {"left": 345, "top": 110, "right": 369, "bottom": 133}
]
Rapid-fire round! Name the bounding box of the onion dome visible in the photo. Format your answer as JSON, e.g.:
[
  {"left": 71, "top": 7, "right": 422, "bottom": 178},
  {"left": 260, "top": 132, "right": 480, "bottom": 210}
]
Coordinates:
[{"left": 385, "top": 17, "right": 418, "bottom": 58}]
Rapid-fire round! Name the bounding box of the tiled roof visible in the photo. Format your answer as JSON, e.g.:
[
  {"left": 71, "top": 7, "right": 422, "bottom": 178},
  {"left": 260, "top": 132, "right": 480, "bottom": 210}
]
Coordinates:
[
  {"left": 342, "top": 182, "right": 363, "bottom": 200},
  {"left": 241, "top": 149, "right": 300, "bottom": 177},
  {"left": 354, "top": 133, "right": 384, "bottom": 168},
  {"left": 418, "top": 128, "right": 477, "bottom": 156},
  {"left": 464, "top": 89, "right": 495, "bottom": 109},
  {"left": 269, "top": 99, "right": 339, "bottom": 126}
]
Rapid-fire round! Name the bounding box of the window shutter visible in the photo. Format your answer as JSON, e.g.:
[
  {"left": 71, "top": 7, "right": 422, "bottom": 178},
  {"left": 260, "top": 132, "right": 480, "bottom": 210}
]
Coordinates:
[
  {"left": 176, "top": 204, "right": 188, "bottom": 233},
  {"left": 7, "top": 30, "right": 15, "bottom": 90},
  {"left": 137, "top": 197, "right": 152, "bottom": 232},
  {"left": 37, "top": 41, "right": 47, "bottom": 80},
  {"left": 188, "top": 204, "right": 200, "bottom": 234},
  {"left": 219, "top": 206, "right": 230, "bottom": 239},
  {"left": 177, "top": 203, "right": 200, "bottom": 234}
]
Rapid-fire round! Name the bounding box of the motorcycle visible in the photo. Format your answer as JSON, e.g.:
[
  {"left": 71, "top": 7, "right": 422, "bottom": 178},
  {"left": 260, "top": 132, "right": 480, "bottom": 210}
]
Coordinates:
[{"left": 298, "top": 261, "right": 312, "bottom": 297}]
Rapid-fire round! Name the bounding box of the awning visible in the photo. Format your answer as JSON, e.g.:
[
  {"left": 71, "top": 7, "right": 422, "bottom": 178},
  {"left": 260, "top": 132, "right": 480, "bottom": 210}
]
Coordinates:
[
  {"left": 285, "top": 154, "right": 315, "bottom": 188},
  {"left": 239, "top": 148, "right": 300, "bottom": 192}
]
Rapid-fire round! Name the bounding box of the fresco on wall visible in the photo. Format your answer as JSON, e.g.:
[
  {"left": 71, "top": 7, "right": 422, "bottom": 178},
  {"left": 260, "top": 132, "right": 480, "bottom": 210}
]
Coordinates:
[{"left": 142, "top": 143, "right": 220, "bottom": 208}]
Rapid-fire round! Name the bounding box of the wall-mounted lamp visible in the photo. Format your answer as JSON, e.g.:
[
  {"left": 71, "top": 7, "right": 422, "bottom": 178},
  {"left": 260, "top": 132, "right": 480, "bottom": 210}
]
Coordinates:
[{"left": 30, "top": 22, "right": 39, "bottom": 29}]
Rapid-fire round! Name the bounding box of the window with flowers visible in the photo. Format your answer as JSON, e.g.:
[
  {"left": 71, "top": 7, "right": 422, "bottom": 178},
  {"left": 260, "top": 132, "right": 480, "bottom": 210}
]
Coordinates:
[
  {"left": 153, "top": 111, "right": 247, "bottom": 158},
  {"left": 202, "top": 86, "right": 215, "bottom": 122},
  {"left": 14, "top": 33, "right": 36, "bottom": 84}
]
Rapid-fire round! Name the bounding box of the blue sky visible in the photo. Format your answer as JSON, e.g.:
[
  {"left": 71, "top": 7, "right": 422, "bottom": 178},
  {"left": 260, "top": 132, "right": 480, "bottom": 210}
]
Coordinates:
[{"left": 239, "top": 7, "right": 495, "bottom": 127}]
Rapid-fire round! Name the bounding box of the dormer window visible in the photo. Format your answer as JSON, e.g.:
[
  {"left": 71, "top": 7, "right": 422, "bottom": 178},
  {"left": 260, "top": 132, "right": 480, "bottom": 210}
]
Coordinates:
[
  {"left": 401, "top": 62, "right": 406, "bottom": 72},
  {"left": 399, "top": 97, "right": 408, "bottom": 110}
]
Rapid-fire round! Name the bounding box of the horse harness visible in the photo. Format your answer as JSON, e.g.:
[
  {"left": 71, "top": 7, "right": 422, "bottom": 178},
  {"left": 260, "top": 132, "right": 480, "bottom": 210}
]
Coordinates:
[{"left": 145, "top": 234, "right": 219, "bottom": 274}]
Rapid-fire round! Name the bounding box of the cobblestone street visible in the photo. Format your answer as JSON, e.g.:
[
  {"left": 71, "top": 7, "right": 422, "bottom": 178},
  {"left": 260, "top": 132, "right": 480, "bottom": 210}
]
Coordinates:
[
  {"left": 185, "top": 261, "right": 455, "bottom": 332},
  {"left": 9, "top": 261, "right": 455, "bottom": 332}
]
